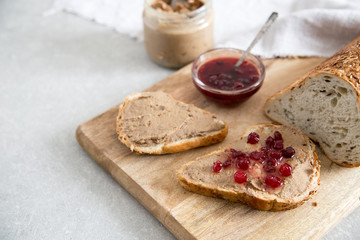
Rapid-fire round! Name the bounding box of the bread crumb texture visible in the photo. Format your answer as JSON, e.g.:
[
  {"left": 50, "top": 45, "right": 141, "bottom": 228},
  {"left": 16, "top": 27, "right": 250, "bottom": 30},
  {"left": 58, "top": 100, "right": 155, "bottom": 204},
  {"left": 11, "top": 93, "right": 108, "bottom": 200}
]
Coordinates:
[{"left": 265, "top": 36, "right": 360, "bottom": 167}]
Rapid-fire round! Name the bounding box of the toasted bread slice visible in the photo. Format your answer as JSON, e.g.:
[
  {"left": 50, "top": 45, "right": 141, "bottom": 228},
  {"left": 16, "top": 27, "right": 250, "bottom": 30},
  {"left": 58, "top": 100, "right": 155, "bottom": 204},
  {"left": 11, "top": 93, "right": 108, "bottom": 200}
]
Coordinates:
[
  {"left": 177, "top": 124, "right": 320, "bottom": 211},
  {"left": 116, "top": 91, "right": 228, "bottom": 154},
  {"left": 264, "top": 36, "right": 360, "bottom": 167}
]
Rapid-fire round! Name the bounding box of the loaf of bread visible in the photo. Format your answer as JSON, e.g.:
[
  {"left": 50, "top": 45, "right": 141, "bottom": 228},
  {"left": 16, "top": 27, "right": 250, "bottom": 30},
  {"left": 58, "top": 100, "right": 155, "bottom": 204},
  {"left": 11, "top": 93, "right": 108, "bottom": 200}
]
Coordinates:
[
  {"left": 116, "top": 91, "right": 228, "bottom": 154},
  {"left": 177, "top": 124, "right": 320, "bottom": 211},
  {"left": 264, "top": 36, "right": 360, "bottom": 167}
]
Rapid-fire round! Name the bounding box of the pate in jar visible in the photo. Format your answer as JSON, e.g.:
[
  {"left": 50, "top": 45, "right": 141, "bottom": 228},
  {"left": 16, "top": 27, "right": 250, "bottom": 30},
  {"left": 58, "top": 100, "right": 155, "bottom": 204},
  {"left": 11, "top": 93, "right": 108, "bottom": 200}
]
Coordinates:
[{"left": 143, "top": 0, "right": 214, "bottom": 68}]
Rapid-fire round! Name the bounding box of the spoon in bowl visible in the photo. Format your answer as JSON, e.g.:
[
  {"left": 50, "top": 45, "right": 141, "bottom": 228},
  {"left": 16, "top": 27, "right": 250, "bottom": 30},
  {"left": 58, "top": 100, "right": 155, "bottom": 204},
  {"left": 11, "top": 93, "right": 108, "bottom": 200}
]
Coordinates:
[{"left": 234, "top": 12, "right": 278, "bottom": 68}]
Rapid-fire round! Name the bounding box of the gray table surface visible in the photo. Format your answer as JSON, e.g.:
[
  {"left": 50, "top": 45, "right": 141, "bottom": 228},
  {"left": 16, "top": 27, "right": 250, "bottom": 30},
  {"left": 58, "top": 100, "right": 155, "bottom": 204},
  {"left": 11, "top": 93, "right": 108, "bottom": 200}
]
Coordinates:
[{"left": 1, "top": 0, "right": 359, "bottom": 239}]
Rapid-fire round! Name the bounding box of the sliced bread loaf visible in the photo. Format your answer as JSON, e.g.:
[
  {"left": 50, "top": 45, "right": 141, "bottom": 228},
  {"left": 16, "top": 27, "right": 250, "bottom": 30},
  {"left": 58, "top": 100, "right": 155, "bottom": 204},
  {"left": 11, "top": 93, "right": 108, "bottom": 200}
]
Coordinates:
[
  {"left": 177, "top": 124, "right": 320, "bottom": 211},
  {"left": 116, "top": 91, "right": 228, "bottom": 154},
  {"left": 264, "top": 36, "right": 360, "bottom": 167}
]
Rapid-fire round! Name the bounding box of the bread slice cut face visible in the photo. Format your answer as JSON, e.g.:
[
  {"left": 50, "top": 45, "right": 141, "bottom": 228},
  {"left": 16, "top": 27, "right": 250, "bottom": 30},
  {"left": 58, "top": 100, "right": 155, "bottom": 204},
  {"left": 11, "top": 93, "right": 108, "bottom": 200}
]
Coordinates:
[
  {"left": 265, "top": 36, "right": 360, "bottom": 167},
  {"left": 265, "top": 74, "right": 360, "bottom": 167},
  {"left": 177, "top": 124, "right": 320, "bottom": 211},
  {"left": 116, "top": 91, "right": 228, "bottom": 154}
]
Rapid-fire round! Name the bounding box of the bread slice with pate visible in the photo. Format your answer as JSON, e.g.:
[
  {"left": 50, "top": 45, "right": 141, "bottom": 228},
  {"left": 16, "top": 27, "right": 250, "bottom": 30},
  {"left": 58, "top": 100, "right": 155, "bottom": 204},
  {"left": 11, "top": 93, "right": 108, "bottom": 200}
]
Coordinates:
[
  {"left": 177, "top": 124, "right": 320, "bottom": 211},
  {"left": 264, "top": 36, "right": 360, "bottom": 167},
  {"left": 116, "top": 91, "right": 228, "bottom": 154}
]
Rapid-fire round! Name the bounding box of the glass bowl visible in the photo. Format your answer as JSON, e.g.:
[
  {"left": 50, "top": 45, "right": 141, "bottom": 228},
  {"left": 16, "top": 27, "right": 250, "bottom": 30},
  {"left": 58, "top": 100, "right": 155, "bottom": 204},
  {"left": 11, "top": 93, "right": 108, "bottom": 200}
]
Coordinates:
[{"left": 192, "top": 48, "right": 265, "bottom": 105}]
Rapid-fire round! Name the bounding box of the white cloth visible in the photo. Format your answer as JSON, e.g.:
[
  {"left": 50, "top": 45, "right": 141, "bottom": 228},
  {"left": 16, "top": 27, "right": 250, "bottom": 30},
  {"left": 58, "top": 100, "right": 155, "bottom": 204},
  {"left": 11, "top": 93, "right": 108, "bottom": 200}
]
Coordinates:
[{"left": 48, "top": 0, "right": 360, "bottom": 58}]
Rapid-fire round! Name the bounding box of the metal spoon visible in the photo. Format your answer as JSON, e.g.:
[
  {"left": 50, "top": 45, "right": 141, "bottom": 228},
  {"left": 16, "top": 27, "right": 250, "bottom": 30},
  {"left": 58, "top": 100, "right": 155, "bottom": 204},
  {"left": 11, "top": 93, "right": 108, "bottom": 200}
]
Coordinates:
[{"left": 234, "top": 12, "right": 278, "bottom": 68}]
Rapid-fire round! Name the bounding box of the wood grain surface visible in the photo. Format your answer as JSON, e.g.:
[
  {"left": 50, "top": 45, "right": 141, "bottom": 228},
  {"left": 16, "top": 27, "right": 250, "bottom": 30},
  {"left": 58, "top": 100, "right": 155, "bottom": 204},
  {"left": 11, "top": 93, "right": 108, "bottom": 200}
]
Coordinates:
[{"left": 76, "top": 57, "right": 360, "bottom": 240}]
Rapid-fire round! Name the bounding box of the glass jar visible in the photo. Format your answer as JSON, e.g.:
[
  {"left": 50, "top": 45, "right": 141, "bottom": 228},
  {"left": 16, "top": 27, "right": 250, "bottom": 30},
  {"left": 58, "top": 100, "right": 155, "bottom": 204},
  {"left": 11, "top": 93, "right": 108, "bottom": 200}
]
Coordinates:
[{"left": 143, "top": 0, "right": 214, "bottom": 68}]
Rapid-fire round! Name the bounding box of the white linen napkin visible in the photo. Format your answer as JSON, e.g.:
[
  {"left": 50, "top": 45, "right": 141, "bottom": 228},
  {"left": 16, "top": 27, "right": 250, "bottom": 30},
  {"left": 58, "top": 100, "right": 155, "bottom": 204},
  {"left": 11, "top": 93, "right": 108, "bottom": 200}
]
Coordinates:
[{"left": 49, "top": 0, "right": 360, "bottom": 57}]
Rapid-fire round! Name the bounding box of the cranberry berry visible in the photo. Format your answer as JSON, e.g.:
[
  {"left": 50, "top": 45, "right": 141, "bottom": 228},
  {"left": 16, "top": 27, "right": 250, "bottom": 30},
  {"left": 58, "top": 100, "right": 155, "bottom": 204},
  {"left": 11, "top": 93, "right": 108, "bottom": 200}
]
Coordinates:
[
  {"left": 259, "top": 152, "right": 269, "bottom": 163},
  {"left": 236, "top": 157, "right": 250, "bottom": 170},
  {"left": 263, "top": 158, "right": 277, "bottom": 173},
  {"left": 273, "top": 140, "right": 284, "bottom": 149},
  {"left": 230, "top": 148, "right": 242, "bottom": 158},
  {"left": 212, "top": 161, "right": 223, "bottom": 173},
  {"left": 282, "top": 146, "right": 295, "bottom": 158},
  {"left": 265, "top": 175, "right": 283, "bottom": 188},
  {"left": 274, "top": 131, "right": 283, "bottom": 140},
  {"left": 269, "top": 149, "right": 282, "bottom": 160},
  {"left": 250, "top": 151, "right": 262, "bottom": 160},
  {"left": 223, "top": 159, "right": 232, "bottom": 168},
  {"left": 279, "top": 163, "right": 292, "bottom": 177},
  {"left": 266, "top": 158, "right": 278, "bottom": 167},
  {"left": 247, "top": 132, "right": 260, "bottom": 144},
  {"left": 260, "top": 146, "right": 270, "bottom": 153},
  {"left": 234, "top": 171, "right": 247, "bottom": 183},
  {"left": 265, "top": 136, "right": 274, "bottom": 148},
  {"left": 263, "top": 164, "right": 276, "bottom": 173}
]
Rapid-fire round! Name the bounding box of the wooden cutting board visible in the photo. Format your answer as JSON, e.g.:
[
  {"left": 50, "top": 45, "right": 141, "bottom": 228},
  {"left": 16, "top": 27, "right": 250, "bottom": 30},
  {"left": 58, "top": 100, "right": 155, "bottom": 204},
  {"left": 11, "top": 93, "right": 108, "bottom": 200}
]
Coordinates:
[{"left": 76, "top": 57, "right": 360, "bottom": 240}]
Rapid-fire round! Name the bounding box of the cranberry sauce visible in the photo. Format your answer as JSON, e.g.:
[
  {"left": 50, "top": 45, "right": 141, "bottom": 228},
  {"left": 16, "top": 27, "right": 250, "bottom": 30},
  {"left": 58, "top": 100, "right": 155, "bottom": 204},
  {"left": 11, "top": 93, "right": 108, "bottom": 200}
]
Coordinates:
[
  {"left": 195, "top": 57, "right": 262, "bottom": 104},
  {"left": 212, "top": 131, "right": 295, "bottom": 190},
  {"left": 198, "top": 57, "right": 260, "bottom": 91}
]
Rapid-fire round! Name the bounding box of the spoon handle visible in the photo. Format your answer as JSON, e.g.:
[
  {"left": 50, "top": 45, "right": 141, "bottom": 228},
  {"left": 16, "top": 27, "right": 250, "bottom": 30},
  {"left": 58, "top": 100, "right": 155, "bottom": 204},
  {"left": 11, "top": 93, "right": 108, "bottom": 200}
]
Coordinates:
[{"left": 235, "top": 12, "right": 278, "bottom": 68}]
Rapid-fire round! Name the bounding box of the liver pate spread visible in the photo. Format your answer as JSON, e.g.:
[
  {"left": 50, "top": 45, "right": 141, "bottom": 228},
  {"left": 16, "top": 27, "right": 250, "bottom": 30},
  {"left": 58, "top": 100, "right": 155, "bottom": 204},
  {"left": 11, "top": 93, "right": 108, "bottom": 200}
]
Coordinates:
[
  {"left": 118, "top": 92, "right": 225, "bottom": 147},
  {"left": 143, "top": 0, "right": 213, "bottom": 68},
  {"left": 151, "top": 0, "right": 204, "bottom": 13},
  {"left": 181, "top": 126, "right": 317, "bottom": 199}
]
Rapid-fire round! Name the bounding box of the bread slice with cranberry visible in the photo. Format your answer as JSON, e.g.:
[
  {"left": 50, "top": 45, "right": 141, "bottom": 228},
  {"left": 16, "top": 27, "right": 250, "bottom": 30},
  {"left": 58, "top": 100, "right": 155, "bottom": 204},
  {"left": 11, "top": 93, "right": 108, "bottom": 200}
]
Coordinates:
[
  {"left": 264, "top": 36, "right": 360, "bottom": 167},
  {"left": 116, "top": 91, "right": 228, "bottom": 154},
  {"left": 177, "top": 124, "right": 320, "bottom": 211}
]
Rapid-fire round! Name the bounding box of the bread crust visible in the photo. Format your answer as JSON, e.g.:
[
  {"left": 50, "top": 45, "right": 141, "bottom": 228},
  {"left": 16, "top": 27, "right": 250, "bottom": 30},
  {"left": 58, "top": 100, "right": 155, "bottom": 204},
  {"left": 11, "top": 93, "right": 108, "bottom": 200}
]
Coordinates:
[
  {"left": 177, "top": 124, "right": 320, "bottom": 211},
  {"left": 116, "top": 92, "right": 228, "bottom": 154},
  {"left": 335, "top": 161, "right": 360, "bottom": 168},
  {"left": 265, "top": 36, "right": 360, "bottom": 167},
  {"left": 266, "top": 35, "right": 360, "bottom": 109}
]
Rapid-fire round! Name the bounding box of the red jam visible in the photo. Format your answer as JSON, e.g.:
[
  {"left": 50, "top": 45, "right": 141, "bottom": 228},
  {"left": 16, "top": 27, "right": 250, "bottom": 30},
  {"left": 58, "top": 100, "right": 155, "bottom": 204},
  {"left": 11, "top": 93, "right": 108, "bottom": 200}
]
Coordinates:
[
  {"left": 212, "top": 131, "right": 296, "bottom": 190},
  {"left": 212, "top": 161, "right": 223, "bottom": 173},
  {"left": 265, "top": 175, "right": 283, "bottom": 188},
  {"left": 234, "top": 171, "right": 247, "bottom": 183},
  {"left": 198, "top": 57, "right": 260, "bottom": 90},
  {"left": 279, "top": 163, "right": 292, "bottom": 177},
  {"left": 235, "top": 157, "right": 250, "bottom": 170},
  {"left": 247, "top": 132, "right": 260, "bottom": 144},
  {"left": 195, "top": 57, "right": 263, "bottom": 105},
  {"left": 282, "top": 147, "right": 295, "bottom": 158}
]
